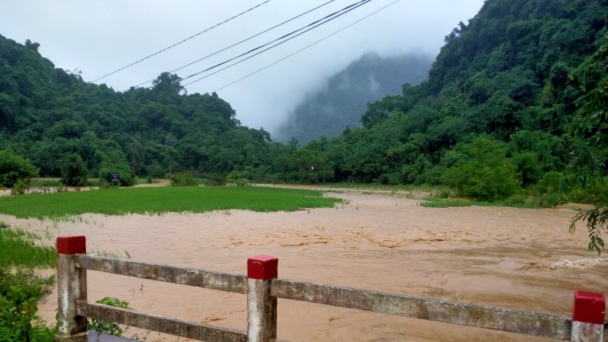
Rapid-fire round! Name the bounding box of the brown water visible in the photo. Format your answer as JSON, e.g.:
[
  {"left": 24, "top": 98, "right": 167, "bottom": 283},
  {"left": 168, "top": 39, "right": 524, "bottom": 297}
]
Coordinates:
[{"left": 4, "top": 189, "right": 607, "bottom": 341}]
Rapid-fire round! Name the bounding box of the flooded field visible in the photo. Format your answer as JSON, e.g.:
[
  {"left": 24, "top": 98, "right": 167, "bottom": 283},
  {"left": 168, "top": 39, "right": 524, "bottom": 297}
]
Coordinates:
[{"left": 3, "top": 188, "right": 606, "bottom": 341}]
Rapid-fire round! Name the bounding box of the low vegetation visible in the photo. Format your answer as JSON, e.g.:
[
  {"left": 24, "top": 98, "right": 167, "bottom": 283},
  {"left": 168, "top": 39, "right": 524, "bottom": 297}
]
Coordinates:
[
  {"left": 0, "top": 228, "right": 56, "bottom": 268},
  {"left": 88, "top": 297, "right": 132, "bottom": 337},
  {"left": 0, "top": 267, "right": 56, "bottom": 342},
  {"left": 0, "top": 229, "right": 57, "bottom": 341},
  {"left": 168, "top": 171, "right": 199, "bottom": 186},
  {"left": 0, "top": 186, "right": 342, "bottom": 220}
]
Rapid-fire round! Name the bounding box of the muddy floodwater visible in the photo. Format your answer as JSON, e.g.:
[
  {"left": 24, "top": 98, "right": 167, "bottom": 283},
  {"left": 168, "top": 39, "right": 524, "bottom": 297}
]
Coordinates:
[{"left": 3, "top": 188, "right": 607, "bottom": 341}]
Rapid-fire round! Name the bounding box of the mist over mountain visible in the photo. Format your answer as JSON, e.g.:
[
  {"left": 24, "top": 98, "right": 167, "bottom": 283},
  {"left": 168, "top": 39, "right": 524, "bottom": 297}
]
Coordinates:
[{"left": 275, "top": 52, "right": 432, "bottom": 144}]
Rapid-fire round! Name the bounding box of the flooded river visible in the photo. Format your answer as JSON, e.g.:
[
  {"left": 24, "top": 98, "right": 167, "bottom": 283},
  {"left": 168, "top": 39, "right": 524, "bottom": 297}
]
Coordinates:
[{"left": 4, "top": 189, "right": 606, "bottom": 341}]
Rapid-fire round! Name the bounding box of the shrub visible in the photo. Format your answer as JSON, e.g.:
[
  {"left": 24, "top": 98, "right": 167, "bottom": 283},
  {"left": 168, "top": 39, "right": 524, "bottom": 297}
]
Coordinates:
[
  {"left": 504, "top": 194, "right": 527, "bottom": 206},
  {"left": 168, "top": 172, "right": 198, "bottom": 186},
  {"left": 88, "top": 297, "right": 131, "bottom": 336},
  {"left": 204, "top": 173, "right": 226, "bottom": 186},
  {"left": 235, "top": 178, "right": 250, "bottom": 187},
  {"left": 98, "top": 178, "right": 110, "bottom": 189},
  {"left": 60, "top": 153, "right": 88, "bottom": 187},
  {"left": 226, "top": 170, "right": 242, "bottom": 183},
  {"left": 10, "top": 179, "right": 28, "bottom": 195},
  {"left": 0, "top": 150, "right": 38, "bottom": 188},
  {"left": 442, "top": 136, "right": 521, "bottom": 201},
  {"left": 532, "top": 192, "right": 565, "bottom": 208},
  {"left": 0, "top": 267, "right": 56, "bottom": 342},
  {"left": 535, "top": 171, "right": 565, "bottom": 194}
]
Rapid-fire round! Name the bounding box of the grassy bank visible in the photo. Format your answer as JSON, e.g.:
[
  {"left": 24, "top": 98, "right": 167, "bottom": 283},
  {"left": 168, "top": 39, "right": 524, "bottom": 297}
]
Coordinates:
[
  {"left": 420, "top": 195, "right": 567, "bottom": 209},
  {"left": 323, "top": 183, "right": 448, "bottom": 193},
  {"left": 0, "top": 186, "right": 342, "bottom": 219}
]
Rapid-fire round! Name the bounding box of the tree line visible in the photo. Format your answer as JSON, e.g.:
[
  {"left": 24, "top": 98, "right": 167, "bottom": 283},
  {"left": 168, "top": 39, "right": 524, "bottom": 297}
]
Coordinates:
[{"left": 1, "top": 0, "right": 607, "bottom": 209}]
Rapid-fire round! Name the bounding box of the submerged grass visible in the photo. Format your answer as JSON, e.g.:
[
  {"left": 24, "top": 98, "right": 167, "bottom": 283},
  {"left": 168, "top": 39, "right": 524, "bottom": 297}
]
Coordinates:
[
  {"left": 421, "top": 197, "right": 546, "bottom": 209},
  {"left": 0, "top": 228, "right": 56, "bottom": 268},
  {"left": 0, "top": 186, "right": 342, "bottom": 220},
  {"left": 325, "top": 183, "right": 447, "bottom": 193}
]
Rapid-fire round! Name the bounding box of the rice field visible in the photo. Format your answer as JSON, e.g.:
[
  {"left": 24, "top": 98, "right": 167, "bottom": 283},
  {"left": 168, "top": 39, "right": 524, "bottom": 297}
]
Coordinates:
[
  {"left": 0, "top": 228, "right": 56, "bottom": 268},
  {"left": 0, "top": 186, "right": 342, "bottom": 220}
]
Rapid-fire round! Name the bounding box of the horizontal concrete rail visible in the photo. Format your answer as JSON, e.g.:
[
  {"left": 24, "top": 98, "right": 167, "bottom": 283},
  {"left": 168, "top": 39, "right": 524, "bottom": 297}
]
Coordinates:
[
  {"left": 77, "top": 301, "right": 248, "bottom": 342},
  {"left": 77, "top": 255, "right": 247, "bottom": 294},
  {"left": 56, "top": 237, "right": 606, "bottom": 342},
  {"left": 271, "top": 279, "right": 574, "bottom": 340}
]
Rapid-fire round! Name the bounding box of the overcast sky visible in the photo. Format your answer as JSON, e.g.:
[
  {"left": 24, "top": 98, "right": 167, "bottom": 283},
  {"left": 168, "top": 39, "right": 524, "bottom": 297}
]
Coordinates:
[{"left": 0, "top": 0, "right": 484, "bottom": 136}]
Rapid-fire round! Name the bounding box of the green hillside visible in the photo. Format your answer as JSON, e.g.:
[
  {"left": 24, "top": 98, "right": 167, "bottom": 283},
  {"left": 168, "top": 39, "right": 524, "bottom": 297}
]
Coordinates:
[
  {"left": 1, "top": 0, "right": 607, "bottom": 202},
  {"left": 290, "top": 0, "right": 608, "bottom": 202},
  {"left": 0, "top": 36, "right": 271, "bottom": 180}
]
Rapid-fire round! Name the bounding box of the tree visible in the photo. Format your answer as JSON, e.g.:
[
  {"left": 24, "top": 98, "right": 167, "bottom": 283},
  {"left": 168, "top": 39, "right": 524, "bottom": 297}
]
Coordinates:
[
  {"left": 442, "top": 136, "right": 521, "bottom": 201},
  {"left": 570, "top": 197, "right": 608, "bottom": 255},
  {"left": 151, "top": 72, "right": 184, "bottom": 97},
  {"left": 0, "top": 150, "right": 38, "bottom": 188},
  {"left": 60, "top": 153, "right": 88, "bottom": 186},
  {"left": 568, "top": 37, "right": 608, "bottom": 254}
]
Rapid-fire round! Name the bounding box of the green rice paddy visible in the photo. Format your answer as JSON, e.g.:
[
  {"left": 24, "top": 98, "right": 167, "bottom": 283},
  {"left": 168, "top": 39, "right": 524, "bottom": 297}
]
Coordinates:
[
  {"left": 0, "top": 229, "right": 56, "bottom": 268},
  {"left": 0, "top": 186, "right": 342, "bottom": 220}
]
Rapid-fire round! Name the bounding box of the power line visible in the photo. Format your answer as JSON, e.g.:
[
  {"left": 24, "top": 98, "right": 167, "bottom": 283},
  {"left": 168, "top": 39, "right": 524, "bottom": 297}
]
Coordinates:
[
  {"left": 134, "top": 0, "right": 338, "bottom": 88},
  {"left": 213, "top": 0, "right": 402, "bottom": 92},
  {"left": 180, "top": 0, "right": 372, "bottom": 87},
  {"left": 92, "top": 0, "right": 273, "bottom": 83}
]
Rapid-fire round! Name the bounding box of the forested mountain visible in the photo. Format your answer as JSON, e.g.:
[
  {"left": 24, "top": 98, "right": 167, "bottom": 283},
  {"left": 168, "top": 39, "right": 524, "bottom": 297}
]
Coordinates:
[
  {"left": 271, "top": 0, "right": 608, "bottom": 203},
  {"left": 2, "top": 0, "right": 608, "bottom": 204},
  {"left": 276, "top": 52, "right": 431, "bottom": 144},
  {"left": 0, "top": 34, "right": 271, "bottom": 182}
]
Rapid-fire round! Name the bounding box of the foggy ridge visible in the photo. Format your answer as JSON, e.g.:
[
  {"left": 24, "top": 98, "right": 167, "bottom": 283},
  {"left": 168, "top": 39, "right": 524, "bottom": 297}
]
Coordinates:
[{"left": 275, "top": 52, "right": 432, "bottom": 144}]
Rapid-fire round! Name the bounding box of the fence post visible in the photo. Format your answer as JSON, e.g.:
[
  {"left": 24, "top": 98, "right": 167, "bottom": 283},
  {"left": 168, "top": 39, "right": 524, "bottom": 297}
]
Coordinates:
[
  {"left": 247, "top": 255, "right": 278, "bottom": 342},
  {"left": 55, "top": 236, "right": 88, "bottom": 342},
  {"left": 571, "top": 291, "right": 605, "bottom": 342}
]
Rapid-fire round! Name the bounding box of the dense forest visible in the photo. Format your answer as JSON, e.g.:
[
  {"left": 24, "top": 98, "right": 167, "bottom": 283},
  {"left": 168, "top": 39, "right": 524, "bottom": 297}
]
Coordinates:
[
  {"left": 1, "top": 0, "right": 607, "bottom": 205},
  {"left": 280, "top": 0, "right": 608, "bottom": 203},
  {"left": 276, "top": 52, "right": 431, "bottom": 144},
  {"left": 0, "top": 35, "right": 272, "bottom": 184}
]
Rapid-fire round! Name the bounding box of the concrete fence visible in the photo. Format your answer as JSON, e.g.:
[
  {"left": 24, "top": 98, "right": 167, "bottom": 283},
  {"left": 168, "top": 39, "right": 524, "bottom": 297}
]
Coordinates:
[{"left": 55, "top": 236, "right": 607, "bottom": 342}]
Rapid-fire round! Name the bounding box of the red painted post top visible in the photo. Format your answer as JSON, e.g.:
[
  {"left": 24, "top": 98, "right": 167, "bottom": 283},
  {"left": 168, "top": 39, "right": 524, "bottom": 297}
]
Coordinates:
[
  {"left": 573, "top": 291, "right": 606, "bottom": 325},
  {"left": 247, "top": 255, "right": 278, "bottom": 280},
  {"left": 56, "top": 236, "right": 86, "bottom": 255}
]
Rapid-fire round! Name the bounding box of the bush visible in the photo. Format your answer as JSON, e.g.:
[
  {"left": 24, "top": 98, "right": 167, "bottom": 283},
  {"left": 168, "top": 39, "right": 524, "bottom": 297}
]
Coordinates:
[
  {"left": 504, "top": 194, "right": 527, "bottom": 206},
  {"left": 168, "top": 172, "right": 198, "bottom": 186},
  {"left": 98, "top": 178, "right": 110, "bottom": 189},
  {"left": 0, "top": 267, "right": 56, "bottom": 342},
  {"left": 10, "top": 179, "right": 28, "bottom": 195},
  {"left": 204, "top": 173, "right": 226, "bottom": 186},
  {"left": 60, "top": 153, "right": 88, "bottom": 187},
  {"left": 226, "top": 170, "right": 242, "bottom": 183},
  {"left": 532, "top": 192, "right": 565, "bottom": 208},
  {"left": 534, "top": 171, "right": 565, "bottom": 194},
  {"left": 235, "top": 178, "right": 250, "bottom": 187},
  {"left": 442, "top": 136, "right": 521, "bottom": 201},
  {"left": 0, "top": 150, "right": 38, "bottom": 188},
  {"left": 88, "top": 297, "right": 131, "bottom": 336}
]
